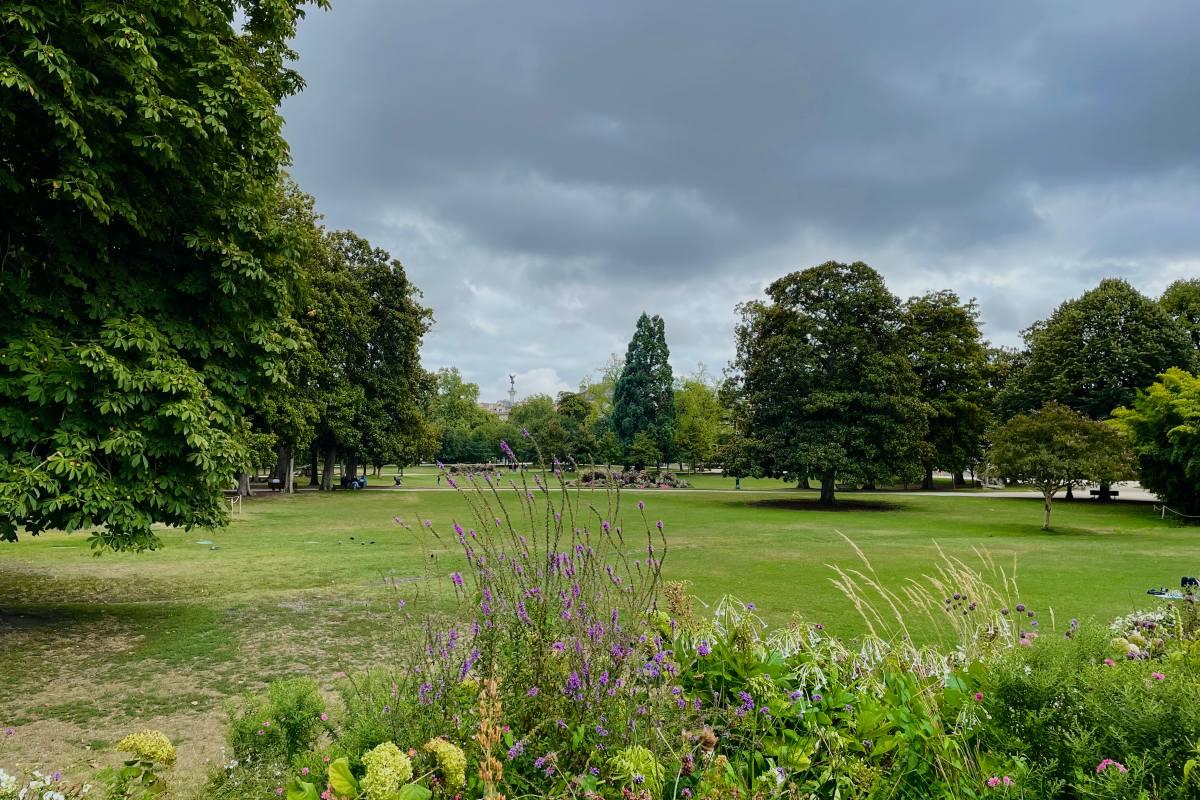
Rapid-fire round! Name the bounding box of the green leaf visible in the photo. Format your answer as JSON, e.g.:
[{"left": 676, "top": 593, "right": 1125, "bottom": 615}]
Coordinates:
[
  {"left": 396, "top": 784, "right": 432, "bottom": 800},
  {"left": 326, "top": 757, "right": 358, "bottom": 796},
  {"left": 286, "top": 777, "right": 320, "bottom": 800}
]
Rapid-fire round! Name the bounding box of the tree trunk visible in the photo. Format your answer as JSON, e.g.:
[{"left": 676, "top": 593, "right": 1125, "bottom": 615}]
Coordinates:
[
  {"left": 1065, "top": 481, "right": 1075, "bottom": 501},
  {"left": 321, "top": 446, "right": 337, "bottom": 491},
  {"left": 1097, "top": 482, "right": 1114, "bottom": 501},
  {"left": 800, "top": 470, "right": 811, "bottom": 490},
  {"left": 347, "top": 452, "right": 359, "bottom": 480},
  {"left": 1042, "top": 492, "right": 1053, "bottom": 530},
  {"left": 286, "top": 450, "right": 294, "bottom": 494},
  {"left": 953, "top": 471, "right": 966, "bottom": 488},
  {"left": 309, "top": 443, "right": 321, "bottom": 487},
  {"left": 236, "top": 472, "right": 251, "bottom": 498},
  {"left": 819, "top": 470, "right": 836, "bottom": 506},
  {"left": 921, "top": 463, "right": 934, "bottom": 491}
]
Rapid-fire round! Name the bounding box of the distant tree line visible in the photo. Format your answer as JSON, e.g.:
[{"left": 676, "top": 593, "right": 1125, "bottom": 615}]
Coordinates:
[{"left": 5, "top": 5, "right": 1200, "bottom": 549}]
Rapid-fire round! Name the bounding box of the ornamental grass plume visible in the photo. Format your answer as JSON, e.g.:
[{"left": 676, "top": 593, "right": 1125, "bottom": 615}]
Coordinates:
[
  {"left": 360, "top": 742, "right": 413, "bottom": 800},
  {"left": 423, "top": 737, "right": 467, "bottom": 789},
  {"left": 115, "top": 730, "right": 176, "bottom": 766}
]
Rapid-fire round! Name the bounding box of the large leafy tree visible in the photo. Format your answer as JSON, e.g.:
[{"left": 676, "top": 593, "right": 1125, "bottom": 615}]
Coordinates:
[
  {"left": 988, "top": 403, "right": 1133, "bottom": 530},
  {"left": 1113, "top": 369, "right": 1200, "bottom": 517},
  {"left": 0, "top": 1, "right": 326, "bottom": 550},
  {"left": 901, "top": 291, "right": 991, "bottom": 488},
  {"left": 1161, "top": 279, "right": 1200, "bottom": 352},
  {"left": 556, "top": 391, "right": 598, "bottom": 463},
  {"left": 1004, "top": 279, "right": 1195, "bottom": 421},
  {"left": 305, "top": 231, "right": 433, "bottom": 487},
  {"left": 730, "top": 262, "right": 928, "bottom": 504},
  {"left": 612, "top": 313, "right": 675, "bottom": 463},
  {"left": 673, "top": 377, "right": 726, "bottom": 472}
]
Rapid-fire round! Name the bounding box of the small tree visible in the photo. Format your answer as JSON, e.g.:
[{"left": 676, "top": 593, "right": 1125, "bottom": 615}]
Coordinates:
[
  {"left": 988, "top": 403, "right": 1133, "bottom": 530},
  {"left": 625, "top": 431, "right": 662, "bottom": 471}
]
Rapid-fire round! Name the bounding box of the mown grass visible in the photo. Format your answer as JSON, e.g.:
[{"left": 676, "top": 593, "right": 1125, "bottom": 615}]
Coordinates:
[{"left": 0, "top": 485, "right": 1191, "bottom": 784}]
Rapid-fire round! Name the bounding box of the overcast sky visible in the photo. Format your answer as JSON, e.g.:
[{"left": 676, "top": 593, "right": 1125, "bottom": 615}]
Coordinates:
[{"left": 281, "top": 1, "right": 1200, "bottom": 401}]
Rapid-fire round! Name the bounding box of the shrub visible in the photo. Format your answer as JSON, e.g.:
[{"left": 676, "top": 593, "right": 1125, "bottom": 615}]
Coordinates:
[{"left": 226, "top": 677, "right": 327, "bottom": 765}]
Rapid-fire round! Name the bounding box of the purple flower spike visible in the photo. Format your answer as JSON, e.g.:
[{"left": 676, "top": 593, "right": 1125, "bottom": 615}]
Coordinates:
[
  {"left": 637, "top": 500, "right": 645, "bottom": 510},
  {"left": 450, "top": 572, "right": 464, "bottom": 587}
]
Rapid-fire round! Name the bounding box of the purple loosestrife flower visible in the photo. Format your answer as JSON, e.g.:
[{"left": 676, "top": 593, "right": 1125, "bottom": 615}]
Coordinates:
[
  {"left": 637, "top": 500, "right": 645, "bottom": 510},
  {"left": 450, "top": 572, "right": 464, "bottom": 587},
  {"left": 527, "top": 686, "right": 540, "bottom": 697},
  {"left": 656, "top": 520, "right": 664, "bottom": 530},
  {"left": 507, "top": 740, "right": 525, "bottom": 760}
]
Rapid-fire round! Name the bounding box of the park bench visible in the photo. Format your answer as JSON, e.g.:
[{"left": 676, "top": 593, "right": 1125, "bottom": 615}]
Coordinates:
[{"left": 1089, "top": 489, "right": 1119, "bottom": 499}]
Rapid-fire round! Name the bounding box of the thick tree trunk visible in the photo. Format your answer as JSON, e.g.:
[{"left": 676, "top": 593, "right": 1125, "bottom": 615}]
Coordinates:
[
  {"left": 1042, "top": 492, "right": 1054, "bottom": 530},
  {"left": 286, "top": 450, "right": 294, "bottom": 494},
  {"left": 953, "top": 471, "right": 966, "bottom": 488},
  {"left": 321, "top": 446, "right": 337, "bottom": 491},
  {"left": 921, "top": 463, "right": 935, "bottom": 491},
  {"left": 347, "top": 452, "right": 359, "bottom": 480},
  {"left": 1065, "top": 481, "right": 1075, "bottom": 501},
  {"left": 236, "top": 472, "right": 251, "bottom": 498},
  {"left": 309, "top": 443, "right": 321, "bottom": 487},
  {"left": 1097, "top": 482, "right": 1114, "bottom": 501},
  {"left": 819, "top": 470, "right": 836, "bottom": 506},
  {"left": 800, "top": 470, "right": 812, "bottom": 490}
]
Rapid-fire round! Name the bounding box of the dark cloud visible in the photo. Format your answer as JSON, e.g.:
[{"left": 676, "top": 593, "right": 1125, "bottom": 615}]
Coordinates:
[{"left": 282, "top": 1, "right": 1200, "bottom": 399}]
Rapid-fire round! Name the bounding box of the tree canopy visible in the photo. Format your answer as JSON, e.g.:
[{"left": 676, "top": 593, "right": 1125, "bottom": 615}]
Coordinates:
[
  {"left": 902, "top": 291, "right": 990, "bottom": 487},
  {"left": 1003, "top": 279, "right": 1194, "bottom": 421},
  {"left": 1112, "top": 368, "right": 1200, "bottom": 517},
  {"left": 730, "top": 261, "right": 928, "bottom": 504},
  {"left": 612, "top": 313, "right": 675, "bottom": 463},
  {"left": 1161, "top": 279, "right": 1200, "bottom": 352},
  {"left": 0, "top": 0, "right": 326, "bottom": 550}
]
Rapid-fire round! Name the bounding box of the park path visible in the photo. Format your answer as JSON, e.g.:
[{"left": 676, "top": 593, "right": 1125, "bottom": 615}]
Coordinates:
[{"left": 354, "top": 482, "right": 1158, "bottom": 502}]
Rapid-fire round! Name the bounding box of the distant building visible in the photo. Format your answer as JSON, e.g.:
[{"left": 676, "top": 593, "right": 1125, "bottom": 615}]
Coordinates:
[
  {"left": 478, "top": 374, "right": 518, "bottom": 420},
  {"left": 478, "top": 399, "right": 513, "bottom": 420}
]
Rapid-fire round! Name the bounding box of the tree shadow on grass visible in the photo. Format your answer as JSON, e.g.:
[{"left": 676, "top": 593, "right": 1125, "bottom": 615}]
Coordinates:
[{"left": 733, "top": 497, "right": 909, "bottom": 513}]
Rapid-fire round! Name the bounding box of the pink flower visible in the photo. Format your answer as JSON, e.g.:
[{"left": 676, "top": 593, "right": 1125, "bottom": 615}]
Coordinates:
[
  {"left": 974, "top": 692, "right": 984, "bottom": 702},
  {"left": 1096, "top": 759, "right": 1127, "bottom": 774},
  {"left": 1151, "top": 672, "right": 1165, "bottom": 681},
  {"left": 323, "top": 756, "right": 330, "bottom": 764},
  {"left": 301, "top": 768, "right": 310, "bottom": 776},
  {"left": 276, "top": 788, "right": 284, "bottom": 796},
  {"left": 1003, "top": 776, "right": 1013, "bottom": 786},
  {"left": 987, "top": 777, "right": 1000, "bottom": 787},
  {"left": 320, "top": 713, "right": 329, "bottom": 721},
  {"left": 1103, "top": 658, "right": 1115, "bottom": 667}
]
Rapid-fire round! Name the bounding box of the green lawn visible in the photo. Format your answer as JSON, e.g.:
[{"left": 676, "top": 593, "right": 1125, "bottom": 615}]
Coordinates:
[{"left": 0, "top": 486, "right": 1193, "bottom": 788}]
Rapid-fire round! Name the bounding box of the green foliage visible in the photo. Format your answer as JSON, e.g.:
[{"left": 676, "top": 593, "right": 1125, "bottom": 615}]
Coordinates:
[
  {"left": 1003, "top": 279, "right": 1195, "bottom": 421},
  {"left": 1113, "top": 368, "right": 1200, "bottom": 516},
  {"left": 975, "top": 626, "right": 1200, "bottom": 799},
  {"left": 613, "top": 313, "right": 676, "bottom": 458},
  {"left": 673, "top": 377, "right": 727, "bottom": 470},
  {"left": 1161, "top": 279, "right": 1200, "bottom": 352},
  {"left": 625, "top": 430, "right": 663, "bottom": 469},
  {"left": 0, "top": 0, "right": 327, "bottom": 550},
  {"left": 902, "top": 290, "right": 991, "bottom": 481},
  {"left": 226, "top": 677, "right": 326, "bottom": 765},
  {"left": 730, "top": 261, "right": 928, "bottom": 504},
  {"left": 988, "top": 403, "right": 1134, "bottom": 529}
]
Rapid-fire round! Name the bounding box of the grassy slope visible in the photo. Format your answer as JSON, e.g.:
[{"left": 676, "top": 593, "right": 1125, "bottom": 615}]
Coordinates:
[{"left": 0, "top": 487, "right": 1192, "bottom": 783}]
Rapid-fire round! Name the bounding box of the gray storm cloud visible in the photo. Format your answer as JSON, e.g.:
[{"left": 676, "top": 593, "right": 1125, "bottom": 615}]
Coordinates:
[{"left": 281, "top": 0, "right": 1200, "bottom": 401}]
